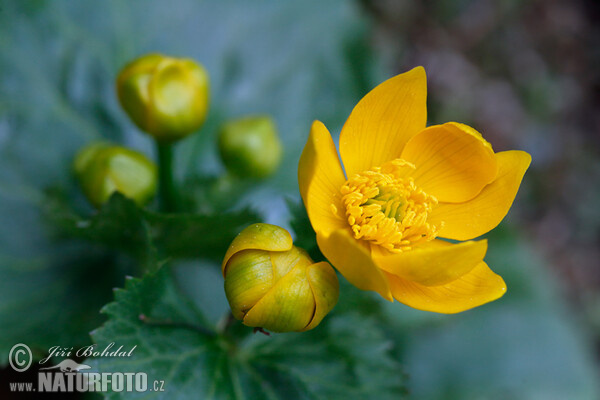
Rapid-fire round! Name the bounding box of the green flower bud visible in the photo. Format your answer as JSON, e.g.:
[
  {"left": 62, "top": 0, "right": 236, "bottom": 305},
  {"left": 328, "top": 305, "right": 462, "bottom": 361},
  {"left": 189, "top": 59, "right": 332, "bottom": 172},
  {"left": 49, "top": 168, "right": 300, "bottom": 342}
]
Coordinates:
[
  {"left": 74, "top": 143, "right": 157, "bottom": 208},
  {"left": 222, "top": 223, "right": 339, "bottom": 333},
  {"left": 116, "top": 53, "right": 210, "bottom": 142},
  {"left": 218, "top": 116, "right": 282, "bottom": 178}
]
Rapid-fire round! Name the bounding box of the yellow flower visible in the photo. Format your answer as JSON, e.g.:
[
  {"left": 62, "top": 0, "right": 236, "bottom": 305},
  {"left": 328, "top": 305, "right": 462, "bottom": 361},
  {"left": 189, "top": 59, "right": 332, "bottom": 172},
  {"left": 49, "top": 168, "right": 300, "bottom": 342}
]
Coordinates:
[
  {"left": 222, "top": 223, "right": 339, "bottom": 332},
  {"left": 298, "top": 67, "right": 531, "bottom": 313}
]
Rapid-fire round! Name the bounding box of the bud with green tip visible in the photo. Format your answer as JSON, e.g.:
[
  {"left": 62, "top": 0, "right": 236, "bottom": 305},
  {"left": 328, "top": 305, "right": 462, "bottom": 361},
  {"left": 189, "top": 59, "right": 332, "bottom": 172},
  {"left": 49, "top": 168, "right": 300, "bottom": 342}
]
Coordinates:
[
  {"left": 222, "top": 223, "right": 339, "bottom": 333},
  {"left": 74, "top": 143, "right": 157, "bottom": 208},
  {"left": 218, "top": 116, "right": 282, "bottom": 179},
  {"left": 116, "top": 53, "right": 210, "bottom": 142}
]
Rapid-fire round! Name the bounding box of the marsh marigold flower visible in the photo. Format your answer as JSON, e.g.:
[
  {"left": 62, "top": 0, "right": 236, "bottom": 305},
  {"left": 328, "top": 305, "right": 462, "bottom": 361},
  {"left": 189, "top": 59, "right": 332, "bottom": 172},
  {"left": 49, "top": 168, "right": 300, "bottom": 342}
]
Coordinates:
[
  {"left": 298, "top": 67, "right": 531, "bottom": 313},
  {"left": 222, "top": 223, "right": 339, "bottom": 332}
]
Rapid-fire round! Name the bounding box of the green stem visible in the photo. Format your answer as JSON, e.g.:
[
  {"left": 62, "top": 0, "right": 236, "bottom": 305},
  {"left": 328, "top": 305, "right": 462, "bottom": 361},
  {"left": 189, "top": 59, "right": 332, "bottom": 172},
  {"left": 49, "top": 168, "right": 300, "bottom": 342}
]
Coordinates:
[{"left": 156, "top": 142, "right": 178, "bottom": 212}]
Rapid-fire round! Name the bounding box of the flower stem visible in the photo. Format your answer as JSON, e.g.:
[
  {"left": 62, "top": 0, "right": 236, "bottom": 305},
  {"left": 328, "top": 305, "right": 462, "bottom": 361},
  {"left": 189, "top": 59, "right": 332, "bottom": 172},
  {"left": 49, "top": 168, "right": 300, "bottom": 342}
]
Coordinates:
[{"left": 156, "top": 142, "right": 178, "bottom": 213}]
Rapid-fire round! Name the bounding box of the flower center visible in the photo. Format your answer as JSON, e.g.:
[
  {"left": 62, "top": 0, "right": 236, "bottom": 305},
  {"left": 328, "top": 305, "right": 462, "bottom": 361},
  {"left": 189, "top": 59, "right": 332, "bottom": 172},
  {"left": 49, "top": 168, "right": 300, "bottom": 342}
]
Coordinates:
[{"left": 337, "top": 159, "right": 441, "bottom": 253}]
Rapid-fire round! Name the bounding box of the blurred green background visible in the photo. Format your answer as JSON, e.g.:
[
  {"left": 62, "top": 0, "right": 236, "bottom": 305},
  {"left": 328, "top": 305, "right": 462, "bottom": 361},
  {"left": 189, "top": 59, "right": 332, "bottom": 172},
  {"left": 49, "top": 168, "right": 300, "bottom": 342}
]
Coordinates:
[{"left": 0, "top": 0, "right": 599, "bottom": 399}]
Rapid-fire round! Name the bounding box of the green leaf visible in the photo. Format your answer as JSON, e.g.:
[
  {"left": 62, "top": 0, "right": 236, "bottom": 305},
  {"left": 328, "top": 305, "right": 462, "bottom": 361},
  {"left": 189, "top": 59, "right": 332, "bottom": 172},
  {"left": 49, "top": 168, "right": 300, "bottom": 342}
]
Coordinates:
[
  {"left": 46, "top": 192, "right": 259, "bottom": 262},
  {"left": 0, "top": 186, "right": 255, "bottom": 365},
  {"left": 242, "top": 315, "right": 408, "bottom": 400},
  {"left": 45, "top": 190, "right": 150, "bottom": 256},
  {"left": 144, "top": 207, "right": 258, "bottom": 260},
  {"left": 87, "top": 265, "right": 407, "bottom": 399}
]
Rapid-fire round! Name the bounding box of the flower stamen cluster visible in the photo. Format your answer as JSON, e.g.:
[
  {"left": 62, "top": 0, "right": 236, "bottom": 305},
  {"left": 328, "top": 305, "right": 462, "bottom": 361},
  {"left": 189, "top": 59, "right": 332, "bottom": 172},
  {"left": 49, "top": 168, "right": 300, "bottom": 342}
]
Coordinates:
[{"left": 339, "top": 159, "right": 440, "bottom": 253}]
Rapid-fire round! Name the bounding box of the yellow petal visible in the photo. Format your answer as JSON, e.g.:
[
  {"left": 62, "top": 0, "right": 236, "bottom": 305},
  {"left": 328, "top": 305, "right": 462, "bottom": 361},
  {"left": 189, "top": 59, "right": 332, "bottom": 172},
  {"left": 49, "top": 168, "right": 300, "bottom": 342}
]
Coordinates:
[
  {"left": 339, "top": 67, "right": 427, "bottom": 177},
  {"left": 429, "top": 150, "right": 531, "bottom": 240},
  {"left": 372, "top": 239, "right": 488, "bottom": 286},
  {"left": 316, "top": 229, "right": 392, "bottom": 301},
  {"left": 117, "top": 53, "right": 164, "bottom": 85},
  {"left": 147, "top": 60, "right": 207, "bottom": 137},
  {"left": 401, "top": 122, "right": 498, "bottom": 203},
  {"left": 298, "top": 120, "right": 348, "bottom": 235},
  {"left": 269, "top": 245, "right": 313, "bottom": 282},
  {"left": 223, "top": 250, "right": 273, "bottom": 320},
  {"left": 243, "top": 263, "right": 315, "bottom": 333},
  {"left": 385, "top": 261, "right": 507, "bottom": 314},
  {"left": 222, "top": 223, "right": 292, "bottom": 275},
  {"left": 302, "top": 262, "right": 339, "bottom": 331}
]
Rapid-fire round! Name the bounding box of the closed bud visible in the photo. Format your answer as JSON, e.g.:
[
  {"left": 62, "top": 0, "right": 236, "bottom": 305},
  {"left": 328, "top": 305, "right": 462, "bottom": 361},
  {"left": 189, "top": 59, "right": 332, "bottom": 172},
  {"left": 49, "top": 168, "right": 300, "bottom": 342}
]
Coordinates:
[
  {"left": 222, "top": 223, "right": 338, "bottom": 333},
  {"left": 218, "top": 116, "right": 282, "bottom": 178},
  {"left": 74, "top": 143, "right": 157, "bottom": 208},
  {"left": 116, "top": 53, "right": 210, "bottom": 142}
]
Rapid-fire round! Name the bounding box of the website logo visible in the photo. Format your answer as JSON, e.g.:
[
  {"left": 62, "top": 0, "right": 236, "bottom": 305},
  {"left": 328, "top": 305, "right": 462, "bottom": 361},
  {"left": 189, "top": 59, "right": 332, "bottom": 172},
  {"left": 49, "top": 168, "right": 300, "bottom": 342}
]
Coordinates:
[{"left": 7, "top": 343, "right": 165, "bottom": 394}]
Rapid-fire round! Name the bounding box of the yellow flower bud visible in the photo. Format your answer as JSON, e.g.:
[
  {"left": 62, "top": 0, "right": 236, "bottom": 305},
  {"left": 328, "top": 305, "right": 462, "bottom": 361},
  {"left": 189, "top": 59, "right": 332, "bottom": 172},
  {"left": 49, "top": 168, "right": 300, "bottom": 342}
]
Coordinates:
[
  {"left": 74, "top": 143, "right": 157, "bottom": 208},
  {"left": 218, "top": 116, "right": 282, "bottom": 178},
  {"left": 116, "top": 53, "right": 210, "bottom": 142},
  {"left": 222, "top": 223, "right": 338, "bottom": 333}
]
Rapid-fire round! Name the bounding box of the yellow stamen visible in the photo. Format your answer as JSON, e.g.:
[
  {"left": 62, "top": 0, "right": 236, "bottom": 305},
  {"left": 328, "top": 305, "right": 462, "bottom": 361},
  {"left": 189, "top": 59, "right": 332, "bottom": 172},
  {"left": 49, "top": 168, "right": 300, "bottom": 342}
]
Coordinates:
[{"left": 338, "top": 159, "right": 440, "bottom": 253}]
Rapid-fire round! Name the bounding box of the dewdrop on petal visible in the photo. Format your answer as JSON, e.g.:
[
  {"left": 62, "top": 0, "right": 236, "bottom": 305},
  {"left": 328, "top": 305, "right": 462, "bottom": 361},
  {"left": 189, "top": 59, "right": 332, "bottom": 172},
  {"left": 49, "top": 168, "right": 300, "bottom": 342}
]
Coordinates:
[{"left": 222, "top": 223, "right": 339, "bottom": 333}]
